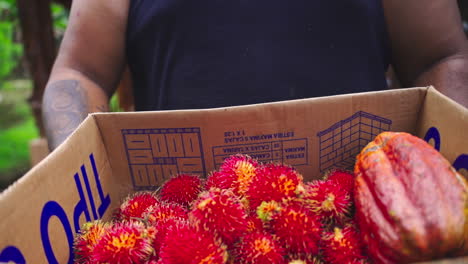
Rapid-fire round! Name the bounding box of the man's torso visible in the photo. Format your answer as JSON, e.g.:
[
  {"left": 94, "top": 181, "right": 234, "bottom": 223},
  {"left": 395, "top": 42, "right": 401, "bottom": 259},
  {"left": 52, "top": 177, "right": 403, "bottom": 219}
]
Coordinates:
[{"left": 126, "top": 0, "right": 390, "bottom": 110}]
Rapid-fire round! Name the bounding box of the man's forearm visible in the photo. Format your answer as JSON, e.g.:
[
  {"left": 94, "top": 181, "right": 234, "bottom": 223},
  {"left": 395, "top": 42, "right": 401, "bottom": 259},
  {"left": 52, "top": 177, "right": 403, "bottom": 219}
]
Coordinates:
[
  {"left": 414, "top": 53, "right": 468, "bottom": 108},
  {"left": 42, "top": 79, "right": 109, "bottom": 150}
]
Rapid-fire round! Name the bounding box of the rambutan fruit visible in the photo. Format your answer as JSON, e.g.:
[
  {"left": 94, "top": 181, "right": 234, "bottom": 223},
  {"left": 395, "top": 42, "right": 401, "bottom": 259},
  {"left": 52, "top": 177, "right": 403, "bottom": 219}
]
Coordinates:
[
  {"left": 155, "top": 217, "right": 188, "bottom": 257},
  {"left": 247, "top": 163, "right": 303, "bottom": 212},
  {"left": 288, "top": 261, "right": 308, "bottom": 264},
  {"left": 160, "top": 174, "right": 204, "bottom": 208},
  {"left": 256, "top": 200, "right": 282, "bottom": 222},
  {"left": 190, "top": 188, "right": 248, "bottom": 246},
  {"left": 144, "top": 202, "right": 188, "bottom": 226},
  {"left": 74, "top": 220, "right": 110, "bottom": 264},
  {"left": 303, "top": 180, "right": 352, "bottom": 224},
  {"left": 116, "top": 191, "right": 159, "bottom": 221},
  {"left": 287, "top": 256, "right": 323, "bottom": 264},
  {"left": 91, "top": 221, "right": 154, "bottom": 264},
  {"left": 323, "top": 169, "right": 355, "bottom": 195},
  {"left": 206, "top": 154, "right": 259, "bottom": 196},
  {"left": 143, "top": 203, "right": 188, "bottom": 255},
  {"left": 268, "top": 203, "right": 322, "bottom": 256},
  {"left": 145, "top": 258, "right": 160, "bottom": 264},
  {"left": 233, "top": 231, "right": 286, "bottom": 264},
  {"left": 246, "top": 212, "right": 265, "bottom": 233},
  {"left": 159, "top": 220, "right": 228, "bottom": 264},
  {"left": 321, "top": 226, "right": 366, "bottom": 264}
]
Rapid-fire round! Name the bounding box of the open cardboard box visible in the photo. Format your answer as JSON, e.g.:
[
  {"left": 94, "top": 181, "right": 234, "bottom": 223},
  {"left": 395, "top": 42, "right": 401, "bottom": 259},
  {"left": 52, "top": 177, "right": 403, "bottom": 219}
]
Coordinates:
[{"left": 0, "top": 86, "right": 467, "bottom": 264}]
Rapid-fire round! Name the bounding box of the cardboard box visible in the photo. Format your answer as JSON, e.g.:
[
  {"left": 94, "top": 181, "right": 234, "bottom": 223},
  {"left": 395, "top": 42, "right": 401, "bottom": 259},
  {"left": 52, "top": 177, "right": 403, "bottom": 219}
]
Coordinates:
[{"left": 0, "top": 86, "right": 467, "bottom": 264}]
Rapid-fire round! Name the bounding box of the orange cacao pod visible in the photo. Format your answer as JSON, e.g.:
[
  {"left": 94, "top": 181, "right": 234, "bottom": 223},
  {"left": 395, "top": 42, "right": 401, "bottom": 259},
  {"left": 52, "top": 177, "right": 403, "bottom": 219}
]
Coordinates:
[{"left": 354, "top": 132, "right": 468, "bottom": 263}]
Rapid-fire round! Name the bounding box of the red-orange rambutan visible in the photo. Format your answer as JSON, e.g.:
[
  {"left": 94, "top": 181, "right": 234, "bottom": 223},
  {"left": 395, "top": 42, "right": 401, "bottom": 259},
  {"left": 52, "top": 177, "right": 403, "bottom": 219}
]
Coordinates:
[
  {"left": 74, "top": 220, "right": 110, "bottom": 264},
  {"left": 321, "top": 226, "right": 366, "bottom": 264},
  {"left": 324, "top": 169, "right": 355, "bottom": 195},
  {"left": 143, "top": 202, "right": 188, "bottom": 226},
  {"left": 304, "top": 180, "right": 352, "bottom": 224},
  {"left": 246, "top": 212, "right": 265, "bottom": 233},
  {"left": 190, "top": 188, "right": 248, "bottom": 246},
  {"left": 160, "top": 174, "right": 204, "bottom": 208},
  {"left": 143, "top": 203, "right": 188, "bottom": 255},
  {"left": 268, "top": 202, "right": 322, "bottom": 256},
  {"left": 256, "top": 200, "right": 282, "bottom": 222},
  {"left": 159, "top": 220, "right": 228, "bottom": 264},
  {"left": 91, "top": 221, "right": 154, "bottom": 264},
  {"left": 287, "top": 255, "right": 323, "bottom": 264},
  {"left": 116, "top": 191, "right": 159, "bottom": 221},
  {"left": 247, "top": 163, "right": 303, "bottom": 212},
  {"left": 145, "top": 259, "right": 160, "bottom": 264},
  {"left": 233, "top": 231, "right": 286, "bottom": 264},
  {"left": 206, "top": 154, "right": 259, "bottom": 196}
]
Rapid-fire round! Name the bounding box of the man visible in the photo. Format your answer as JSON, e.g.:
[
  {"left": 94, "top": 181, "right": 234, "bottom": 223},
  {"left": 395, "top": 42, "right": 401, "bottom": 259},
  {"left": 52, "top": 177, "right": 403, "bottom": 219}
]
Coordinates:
[{"left": 43, "top": 0, "right": 468, "bottom": 150}]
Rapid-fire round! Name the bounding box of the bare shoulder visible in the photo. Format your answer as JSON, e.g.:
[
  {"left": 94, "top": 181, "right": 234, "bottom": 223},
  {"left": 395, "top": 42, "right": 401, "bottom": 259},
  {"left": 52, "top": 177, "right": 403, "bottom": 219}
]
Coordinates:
[
  {"left": 69, "top": 0, "right": 130, "bottom": 26},
  {"left": 52, "top": 0, "right": 130, "bottom": 94}
]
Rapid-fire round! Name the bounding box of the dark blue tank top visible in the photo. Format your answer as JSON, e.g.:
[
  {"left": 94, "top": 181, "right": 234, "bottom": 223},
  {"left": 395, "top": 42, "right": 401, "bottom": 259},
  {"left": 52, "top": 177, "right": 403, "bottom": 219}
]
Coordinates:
[{"left": 126, "top": 0, "right": 390, "bottom": 111}]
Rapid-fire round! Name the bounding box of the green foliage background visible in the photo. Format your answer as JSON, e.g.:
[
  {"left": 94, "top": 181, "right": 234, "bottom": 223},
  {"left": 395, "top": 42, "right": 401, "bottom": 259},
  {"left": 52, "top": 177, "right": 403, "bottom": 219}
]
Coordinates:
[
  {"left": 0, "top": 0, "right": 21, "bottom": 82},
  {"left": 0, "top": 0, "right": 69, "bottom": 189}
]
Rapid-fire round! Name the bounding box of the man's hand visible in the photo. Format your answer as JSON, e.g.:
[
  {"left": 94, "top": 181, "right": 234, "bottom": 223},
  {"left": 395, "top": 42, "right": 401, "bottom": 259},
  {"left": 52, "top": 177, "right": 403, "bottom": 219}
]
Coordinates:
[
  {"left": 43, "top": 0, "right": 129, "bottom": 150},
  {"left": 383, "top": 0, "right": 468, "bottom": 108}
]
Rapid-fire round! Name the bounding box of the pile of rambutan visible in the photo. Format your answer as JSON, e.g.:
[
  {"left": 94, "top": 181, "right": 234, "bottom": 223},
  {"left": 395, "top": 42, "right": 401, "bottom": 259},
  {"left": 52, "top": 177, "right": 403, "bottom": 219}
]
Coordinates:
[{"left": 73, "top": 155, "right": 369, "bottom": 264}]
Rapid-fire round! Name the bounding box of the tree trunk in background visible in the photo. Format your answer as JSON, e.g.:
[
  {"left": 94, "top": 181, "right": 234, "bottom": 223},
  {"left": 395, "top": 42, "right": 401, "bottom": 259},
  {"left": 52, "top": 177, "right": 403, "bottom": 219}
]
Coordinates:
[
  {"left": 17, "top": 0, "right": 56, "bottom": 137},
  {"left": 53, "top": 0, "right": 72, "bottom": 9}
]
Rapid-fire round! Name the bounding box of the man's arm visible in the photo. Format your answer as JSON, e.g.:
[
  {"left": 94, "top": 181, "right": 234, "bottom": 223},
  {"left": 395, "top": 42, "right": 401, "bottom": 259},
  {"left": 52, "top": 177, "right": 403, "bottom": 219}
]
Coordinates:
[
  {"left": 383, "top": 0, "right": 468, "bottom": 107},
  {"left": 43, "top": 0, "right": 129, "bottom": 150}
]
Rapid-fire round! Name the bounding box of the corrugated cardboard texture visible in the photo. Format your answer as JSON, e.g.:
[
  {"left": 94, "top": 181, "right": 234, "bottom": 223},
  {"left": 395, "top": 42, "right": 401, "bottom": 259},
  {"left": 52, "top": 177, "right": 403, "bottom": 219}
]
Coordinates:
[
  {"left": 95, "top": 87, "right": 426, "bottom": 191},
  {"left": 0, "top": 116, "right": 116, "bottom": 264}
]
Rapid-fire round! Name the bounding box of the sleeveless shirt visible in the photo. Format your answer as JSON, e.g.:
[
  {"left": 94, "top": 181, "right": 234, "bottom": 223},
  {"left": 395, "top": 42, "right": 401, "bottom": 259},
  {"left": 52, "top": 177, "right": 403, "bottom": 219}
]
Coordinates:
[{"left": 126, "top": 0, "right": 390, "bottom": 111}]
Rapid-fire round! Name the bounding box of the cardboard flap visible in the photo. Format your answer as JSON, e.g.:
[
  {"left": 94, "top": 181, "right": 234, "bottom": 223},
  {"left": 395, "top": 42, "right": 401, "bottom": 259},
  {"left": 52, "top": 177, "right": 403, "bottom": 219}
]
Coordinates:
[
  {"left": 0, "top": 116, "right": 116, "bottom": 264},
  {"left": 94, "top": 87, "right": 426, "bottom": 191},
  {"left": 416, "top": 86, "right": 468, "bottom": 176}
]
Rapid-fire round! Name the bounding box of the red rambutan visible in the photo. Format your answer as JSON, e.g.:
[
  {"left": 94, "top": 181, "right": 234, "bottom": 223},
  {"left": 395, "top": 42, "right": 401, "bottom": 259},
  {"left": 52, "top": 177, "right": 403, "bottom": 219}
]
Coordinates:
[
  {"left": 303, "top": 180, "right": 352, "bottom": 224},
  {"left": 323, "top": 169, "right": 355, "bottom": 195},
  {"left": 160, "top": 174, "right": 204, "bottom": 208},
  {"left": 233, "top": 231, "right": 286, "bottom": 264},
  {"left": 256, "top": 200, "right": 282, "bottom": 222},
  {"left": 116, "top": 191, "right": 159, "bottom": 221},
  {"left": 268, "top": 203, "right": 322, "bottom": 256},
  {"left": 142, "top": 203, "right": 188, "bottom": 255},
  {"left": 73, "top": 220, "right": 110, "bottom": 264},
  {"left": 321, "top": 226, "right": 366, "bottom": 264},
  {"left": 287, "top": 256, "right": 323, "bottom": 264},
  {"left": 190, "top": 188, "right": 249, "bottom": 246},
  {"left": 159, "top": 220, "right": 228, "bottom": 264},
  {"left": 143, "top": 202, "right": 188, "bottom": 226},
  {"left": 246, "top": 212, "right": 265, "bottom": 233},
  {"left": 91, "top": 221, "right": 154, "bottom": 264},
  {"left": 145, "top": 260, "right": 160, "bottom": 264},
  {"left": 206, "top": 154, "right": 259, "bottom": 196},
  {"left": 247, "top": 163, "right": 303, "bottom": 212}
]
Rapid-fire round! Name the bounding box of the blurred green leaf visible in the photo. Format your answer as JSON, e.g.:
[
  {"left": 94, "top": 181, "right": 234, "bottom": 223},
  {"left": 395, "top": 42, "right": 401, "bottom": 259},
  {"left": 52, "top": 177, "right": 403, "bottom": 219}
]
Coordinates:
[
  {"left": 0, "top": 20, "right": 22, "bottom": 81},
  {"left": 51, "top": 2, "right": 69, "bottom": 36}
]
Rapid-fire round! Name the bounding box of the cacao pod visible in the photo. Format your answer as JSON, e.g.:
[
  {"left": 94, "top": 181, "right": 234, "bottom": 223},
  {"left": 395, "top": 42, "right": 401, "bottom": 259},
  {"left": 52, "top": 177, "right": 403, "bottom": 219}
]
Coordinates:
[{"left": 354, "top": 132, "right": 468, "bottom": 263}]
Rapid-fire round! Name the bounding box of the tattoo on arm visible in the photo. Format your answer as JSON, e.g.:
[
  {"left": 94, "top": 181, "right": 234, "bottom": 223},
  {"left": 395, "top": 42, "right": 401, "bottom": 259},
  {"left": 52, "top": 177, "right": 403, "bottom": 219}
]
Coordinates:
[{"left": 43, "top": 80, "right": 89, "bottom": 150}]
